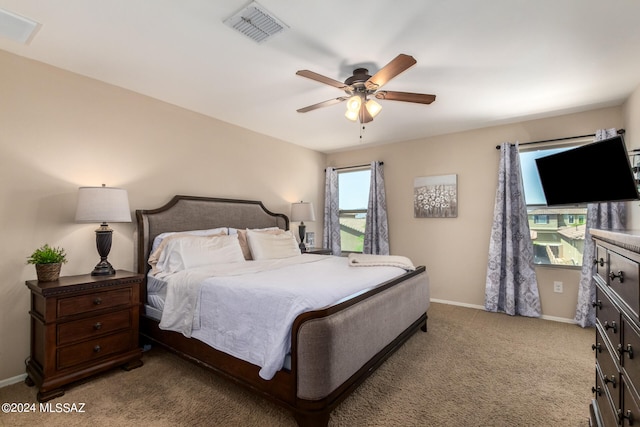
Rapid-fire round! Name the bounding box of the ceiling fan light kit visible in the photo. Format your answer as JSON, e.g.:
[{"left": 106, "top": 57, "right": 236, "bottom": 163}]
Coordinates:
[
  {"left": 344, "top": 95, "right": 382, "bottom": 122},
  {"left": 296, "top": 54, "right": 436, "bottom": 124}
]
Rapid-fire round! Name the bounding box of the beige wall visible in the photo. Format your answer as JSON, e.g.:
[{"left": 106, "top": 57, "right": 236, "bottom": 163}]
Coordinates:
[
  {"left": 0, "top": 50, "right": 326, "bottom": 381},
  {"left": 327, "top": 106, "right": 629, "bottom": 321}
]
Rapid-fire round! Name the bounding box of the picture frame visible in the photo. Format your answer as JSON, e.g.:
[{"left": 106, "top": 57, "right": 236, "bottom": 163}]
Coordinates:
[
  {"left": 305, "top": 232, "right": 315, "bottom": 247},
  {"left": 414, "top": 174, "right": 458, "bottom": 218}
]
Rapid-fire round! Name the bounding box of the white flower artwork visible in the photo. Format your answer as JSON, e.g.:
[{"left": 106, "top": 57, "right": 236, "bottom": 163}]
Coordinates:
[{"left": 414, "top": 174, "right": 458, "bottom": 218}]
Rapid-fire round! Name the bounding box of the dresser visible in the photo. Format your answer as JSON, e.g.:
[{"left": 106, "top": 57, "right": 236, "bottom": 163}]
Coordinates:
[
  {"left": 25, "top": 270, "right": 144, "bottom": 402},
  {"left": 590, "top": 229, "right": 640, "bottom": 427}
]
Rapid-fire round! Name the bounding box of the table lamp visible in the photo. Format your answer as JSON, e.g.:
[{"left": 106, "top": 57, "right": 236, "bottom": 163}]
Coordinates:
[
  {"left": 291, "top": 201, "right": 315, "bottom": 251},
  {"left": 75, "top": 184, "right": 131, "bottom": 275}
]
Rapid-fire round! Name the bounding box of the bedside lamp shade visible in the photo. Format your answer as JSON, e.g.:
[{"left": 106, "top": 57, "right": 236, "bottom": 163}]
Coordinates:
[
  {"left": 291, "top": 201, "right": 315, "bottom": 251},
  {"left": 75, "top": 185, "right": 131, "bottom": 276},
  {"left": 75, "top": 186, "right": 131, "bottom": 223}
]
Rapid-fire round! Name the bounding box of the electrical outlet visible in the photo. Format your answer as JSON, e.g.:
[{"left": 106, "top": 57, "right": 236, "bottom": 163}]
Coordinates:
[{"left": 553, "top": 281, "right": 563, "bottom": 293}]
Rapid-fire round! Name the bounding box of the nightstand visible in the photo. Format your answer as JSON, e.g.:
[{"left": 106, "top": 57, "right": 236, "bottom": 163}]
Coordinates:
[
  {"left": 303, "top": 248, "right": 332, "bottom": 255},
  {"left": 25, "top": 270, "right": 144, "bottom": 402}
]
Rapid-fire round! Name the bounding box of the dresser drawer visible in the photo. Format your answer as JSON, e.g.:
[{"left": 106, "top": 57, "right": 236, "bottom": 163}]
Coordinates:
[
  {"left": 57, "top": 310, "right": 132, "bottom": 346},
  {"left": 623, "top": 317, "right": 640, "bottom": 399},
  {"left": 57, "top": 287, "right": 132, "bottom": 318},
  {"left": 622, "top": 377, "right": 640, "bottom": 427},
  {"left": 596, "top": 245, "right": 609, "bottom": 285},
  {"left": 57, "top": 330, "right": 134, "bottom": 370},
  {"left": 594, "top": 371, "right": 620, "bottom": 427},
  {"left": 597, "top": 286, "right": 621, "bottom": 347},
  {"left": 596, "top": 335, "right": 621, "bottom": 398},
  {"left": 609, "top": 251, "right": 640, "bottom": 319}
]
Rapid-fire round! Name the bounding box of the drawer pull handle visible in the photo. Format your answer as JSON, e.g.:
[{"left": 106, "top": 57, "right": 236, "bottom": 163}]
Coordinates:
[
  {"left": 619, "top": 409, "right": 634, "bottom": 426},
  {"left": 592, "top": 300, "right": 603, "bottom": 310},
  {"left": 604, "top": 321, "right": 618, "bottom": 334},
  {"left": 594, "top": 258, "right": 605, "bottom": 267},
  {"left": 93, "top": 345, "right": 101, "bottom": 353},
  {"left": 93, "top": 322, "right": 102, "bottom": 330},
  {"left": 604, "top": 375, "right": 617, "bottom": 388},
  {"left": 609, "top": 271, "right": 624, "bottom": 283},
  {"left": 94, "top": 297, "right": 103, "bottom": 305},
  {"left": 592, "top": 385, "right": 602, "bottom": 396},
  {"left": 619, "top": 343, "right": 634, "bottom": 359},
  {"left": 592, "top": 343, "right": 602, "bottom": 353}
]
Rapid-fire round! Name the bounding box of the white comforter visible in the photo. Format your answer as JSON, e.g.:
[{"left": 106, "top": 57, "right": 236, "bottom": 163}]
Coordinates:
[{"left": 156, "top": 254, "right": 407, "bottom": 380}]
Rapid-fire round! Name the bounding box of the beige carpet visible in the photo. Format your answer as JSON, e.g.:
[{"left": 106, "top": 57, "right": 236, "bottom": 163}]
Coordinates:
[{"left": 0, "top": 303, "right": 594, "bottom": 426}]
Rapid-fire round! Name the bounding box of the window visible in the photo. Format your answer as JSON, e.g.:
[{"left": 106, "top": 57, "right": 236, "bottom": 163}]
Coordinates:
[
  {"left": 338, "top": 168, "right": 371, "bottom": 253},
  {"left": 533, "top": 215, "right": 548, "bottom": 224},
  {"left": 519, "top": 144, "right": 589, "bottom": 267}
]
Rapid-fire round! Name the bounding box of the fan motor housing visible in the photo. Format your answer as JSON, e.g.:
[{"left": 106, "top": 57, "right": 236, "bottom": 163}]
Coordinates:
[{"left": 344, "top": 68, "right": 371, "bottom": 86}]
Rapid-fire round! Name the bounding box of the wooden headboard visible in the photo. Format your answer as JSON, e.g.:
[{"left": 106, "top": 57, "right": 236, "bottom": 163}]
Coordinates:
[{"left": 135, "top": 195, "right": 289, "bottom": 275}]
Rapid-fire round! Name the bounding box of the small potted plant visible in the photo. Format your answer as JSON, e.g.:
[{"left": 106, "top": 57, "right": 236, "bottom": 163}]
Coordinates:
[{"left": 27, "top": 244, "right": 68, "bottom": 281}]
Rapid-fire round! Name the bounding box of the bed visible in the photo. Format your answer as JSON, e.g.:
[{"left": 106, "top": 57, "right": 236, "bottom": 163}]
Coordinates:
[{"left": 136, "top": 195, "right": 430, "bottom": 426}]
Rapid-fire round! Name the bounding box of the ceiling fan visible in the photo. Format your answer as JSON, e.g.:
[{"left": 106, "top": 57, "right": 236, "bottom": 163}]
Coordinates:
[{"left": 296, "top": 54, "right": 436, "bottom": 124}]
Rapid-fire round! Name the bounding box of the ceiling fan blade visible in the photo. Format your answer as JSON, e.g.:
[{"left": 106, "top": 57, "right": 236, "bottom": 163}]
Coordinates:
[
  {"left": 296, "top": 70, "right": 350, "bottom": 90},
  {"left": 297, "top": 97, "right": 348, "bottom": 113},
  {"left": 359, "top": 104, "right": 374, "bottom": 123},
  {"left": 375, "top": 91, "right": 436, "bottom": 104},
  {"left": 365, "top": 54, "right": 417, "bottom": 91}
]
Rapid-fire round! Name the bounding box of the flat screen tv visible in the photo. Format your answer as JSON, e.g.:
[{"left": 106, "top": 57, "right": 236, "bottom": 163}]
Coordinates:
[{"left": 535, "top": 135, "right": 640, "bottom": 206}]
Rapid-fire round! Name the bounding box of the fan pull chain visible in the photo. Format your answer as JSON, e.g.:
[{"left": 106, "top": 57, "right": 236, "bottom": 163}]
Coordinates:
[{"left": 360, "top": 125, "right": 365, "bottom": 140}]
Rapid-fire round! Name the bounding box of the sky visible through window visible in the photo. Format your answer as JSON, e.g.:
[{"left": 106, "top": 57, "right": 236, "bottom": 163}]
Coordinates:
[
  {"left": 519, "top": 146, "right": 574, "bottom": 205},
  {"left": 339, "top": 170, "right": 370, "bottom": 209}
]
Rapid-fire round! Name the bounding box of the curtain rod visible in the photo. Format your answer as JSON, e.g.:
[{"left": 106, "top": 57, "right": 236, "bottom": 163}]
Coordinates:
[
  {"left": 326, "top": 161, "right": 383, "bottom": 171},
  {"left": 494, "top": 129, "right": 625, "bottom": 150}
]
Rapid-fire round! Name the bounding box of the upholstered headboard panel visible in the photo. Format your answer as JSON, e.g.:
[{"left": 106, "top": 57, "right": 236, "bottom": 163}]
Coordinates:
[{"left": 135, "top": 195, "right": 289, "bottom": 275}]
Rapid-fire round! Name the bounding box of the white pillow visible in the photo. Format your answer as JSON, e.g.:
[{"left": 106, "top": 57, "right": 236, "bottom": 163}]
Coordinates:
[
  {"left": 150, "top": 227, "right": 228, "bottom": 253},
  {"left": 153, "top": 234, "right": 244, "bottom": 274},
  {"left": 148, "top": 229, "right": 227, "bottom": 273},
  {"left": 246, "top": 229, "right": 300, "bottom": 260},
  {"left": 235, "top": 227, "right": 285, "bottom": 260}
]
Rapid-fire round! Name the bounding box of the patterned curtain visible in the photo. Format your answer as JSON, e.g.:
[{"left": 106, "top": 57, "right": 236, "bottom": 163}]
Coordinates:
[
  {"left": 485, "top": 143, "right": 541, "bottom": 317},
  {"left": 364, "top": 161, "right": 390, "bottom": 255},
  {"left": 323, "top": 167, "right": 342, "bottom": 256},
  {"left": 575, "top": 128, "right": 626, "bottom": 327}
]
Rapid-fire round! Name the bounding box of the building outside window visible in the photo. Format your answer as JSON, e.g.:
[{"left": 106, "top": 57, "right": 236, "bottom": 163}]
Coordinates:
[
  {"left": 520, "top": 144, "right": 589, "bottom": 267},
  {"left": 533, "top": 214, "right": 549, "bottom": 224},
  {"left": 338, "top": 168, "right": 370, "bottom": 253}
]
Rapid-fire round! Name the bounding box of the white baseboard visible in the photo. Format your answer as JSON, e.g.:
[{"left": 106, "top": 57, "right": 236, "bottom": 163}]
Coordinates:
[
  {"left": 0, "top": 373, "right": 27, "bottom": 389},
  {"left": 430, "top": 298, "right": 577, "bottom": 324}
]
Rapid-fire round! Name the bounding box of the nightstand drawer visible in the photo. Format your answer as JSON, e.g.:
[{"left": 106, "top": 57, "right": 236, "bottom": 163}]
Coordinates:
[
  {"left": 57, "top": 287, "right": 132, "bottom": 318},
  {"left": 57, "top": 310, "right": 132, "bottom": 345},
  {"left": 57, "top": 330, "right": 133, "bottom": 370}
]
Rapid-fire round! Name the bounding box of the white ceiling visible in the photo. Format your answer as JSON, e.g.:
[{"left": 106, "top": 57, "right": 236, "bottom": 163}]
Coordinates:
[{"left": 1, "top": 1, "right": 640, "bottom": 153}]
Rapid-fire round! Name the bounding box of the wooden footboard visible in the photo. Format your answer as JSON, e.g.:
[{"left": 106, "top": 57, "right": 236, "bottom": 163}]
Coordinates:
[{"left": 291, "top": 267, "right": 429, "bottom": 426}]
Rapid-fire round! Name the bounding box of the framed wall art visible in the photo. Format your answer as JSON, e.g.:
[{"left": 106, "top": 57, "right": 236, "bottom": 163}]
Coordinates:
[{"left": 414, "top": 174, "right": 458, "bottom": 218}]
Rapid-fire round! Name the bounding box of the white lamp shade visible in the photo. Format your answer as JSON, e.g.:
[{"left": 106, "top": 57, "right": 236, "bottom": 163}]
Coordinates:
[
  {"left": 75, "top": 186, "right": 131, "bottom": 223},
  {"left": 346, "top": 95, "right": 362, "bottom": 112},
  {"left": 290, "top": 201, "right": 316, "bottom": 222},
  {"left": 365, "top": 99, "right": 382, "bottom": 117}
]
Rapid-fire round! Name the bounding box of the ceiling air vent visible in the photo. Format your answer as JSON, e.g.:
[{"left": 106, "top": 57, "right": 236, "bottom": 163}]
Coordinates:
[
  {"left": 0, "top": 7, "right": 40, "bottom": 44},
  {"left": 223, "top": 1, "right": 288, "bottom": 44}
]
